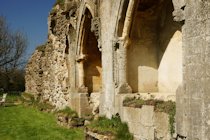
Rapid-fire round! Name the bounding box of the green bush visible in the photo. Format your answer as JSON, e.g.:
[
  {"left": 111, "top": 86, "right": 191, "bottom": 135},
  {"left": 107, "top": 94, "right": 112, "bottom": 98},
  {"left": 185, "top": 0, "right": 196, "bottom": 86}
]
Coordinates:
[
  {"left": 87, "top": 116, "right": 133, "bottom": 140},
  {"left": 20, "top": 92, "right": 55, "bottom": 112},
  {"left": 57, "top": 107, "right": 78, "bottom": 118},
  {"left": 54, "top": 0, "right": 65, "bottom": 7},
  {"left": 56, "top": 107, "right": 85, "bottom": 127},
  {"left": 50, "top": 8, "right": 57, "bottom": 15},
  {"left": 36, "top": 102, "right": 54, "bottom": 112}
]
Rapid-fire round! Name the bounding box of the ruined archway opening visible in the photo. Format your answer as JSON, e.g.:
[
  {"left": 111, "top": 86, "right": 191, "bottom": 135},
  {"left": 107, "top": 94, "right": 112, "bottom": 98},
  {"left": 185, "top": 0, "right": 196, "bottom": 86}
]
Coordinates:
[
  {"left": 82, "top": 10, "right": 102, "bottom": 93},
  {"left": 127, "top": 0, "right": 182, "bottom": 93}
]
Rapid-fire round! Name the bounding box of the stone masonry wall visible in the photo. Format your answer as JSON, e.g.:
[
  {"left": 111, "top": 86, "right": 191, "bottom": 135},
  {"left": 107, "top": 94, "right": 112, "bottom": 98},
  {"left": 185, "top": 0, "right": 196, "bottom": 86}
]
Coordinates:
[
  {"left": 122, "top": 106, "right": 171, "bottom": 140},
  {"left": 175, "top": 0, "right": 210, "bottom": 139},
  {"left": 26, "top": 4, "right": 70, "bottom": 109}
]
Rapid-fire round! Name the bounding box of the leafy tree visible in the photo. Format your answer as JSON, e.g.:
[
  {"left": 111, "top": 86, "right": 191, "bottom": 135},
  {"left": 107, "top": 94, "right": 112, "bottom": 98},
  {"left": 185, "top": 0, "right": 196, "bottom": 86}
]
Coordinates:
[
  {"left": 0, "top": 16, "right": 27, "bottom": 68},
  {"left": 0, "top": 16, "right": 28, "bottom": 92}
]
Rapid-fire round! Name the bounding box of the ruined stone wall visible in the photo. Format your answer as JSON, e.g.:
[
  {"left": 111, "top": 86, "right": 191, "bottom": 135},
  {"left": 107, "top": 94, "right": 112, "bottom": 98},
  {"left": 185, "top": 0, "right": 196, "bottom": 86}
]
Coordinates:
[
  {"left": 25, "top": 49, "right": 44, "bottom": 95},
  {"left": 25, "top": 0, "right": 210, "bottom": 139},
  {"left": 26, "top": 0, "right": 182, "bottom": 117},
  {"left": 122, "top": 106, "right": 171, "bottom": 140},
  {"left": 175, "top": 0, "right": 210, "bottom": 139},
  {"left": 26, "top": 4, "right": 71, "bottom": 109}
]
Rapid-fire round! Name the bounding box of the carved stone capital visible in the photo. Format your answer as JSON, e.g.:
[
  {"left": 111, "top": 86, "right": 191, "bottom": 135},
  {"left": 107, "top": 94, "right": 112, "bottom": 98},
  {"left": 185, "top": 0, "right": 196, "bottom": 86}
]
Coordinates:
[
  {"left": 116, "top": 36, "right": 131, "bottom": 49},
  {"left": 117, "top": 83, "right": 132, "bottom": 94}
]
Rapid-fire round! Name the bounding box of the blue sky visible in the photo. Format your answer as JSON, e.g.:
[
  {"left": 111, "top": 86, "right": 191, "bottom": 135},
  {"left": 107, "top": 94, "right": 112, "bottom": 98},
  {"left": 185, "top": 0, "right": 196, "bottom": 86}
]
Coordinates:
[{"left": 0, "top": 0, "right": 55, "bottom": 59}]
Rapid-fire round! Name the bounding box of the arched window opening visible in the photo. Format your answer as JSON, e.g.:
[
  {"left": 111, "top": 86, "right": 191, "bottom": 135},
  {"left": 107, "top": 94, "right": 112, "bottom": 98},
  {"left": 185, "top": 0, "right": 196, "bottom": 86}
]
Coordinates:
[
  {"left": 79, "top": 9, "right": 102, "bottom": 93},
  {"left": 123, "top": 0, "right": 183, "bottom": 93}
]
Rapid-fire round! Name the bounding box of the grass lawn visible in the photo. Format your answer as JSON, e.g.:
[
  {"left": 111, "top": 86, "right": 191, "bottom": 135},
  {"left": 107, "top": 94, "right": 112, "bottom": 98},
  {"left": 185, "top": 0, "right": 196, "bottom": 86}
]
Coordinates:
[{"left": 0, "top": 105, "right": 84, "bottom": 140}]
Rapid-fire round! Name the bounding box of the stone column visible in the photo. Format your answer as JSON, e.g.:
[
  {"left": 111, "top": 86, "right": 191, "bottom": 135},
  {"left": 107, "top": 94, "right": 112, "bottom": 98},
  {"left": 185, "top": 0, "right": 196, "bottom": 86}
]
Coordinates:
[
  {"left": 117, "top": 38, "right": 132, "bottom": 93},
  {"left": 117, "top": 0, "right": 136, "bottom": 93},
  {"left": 76, "top": 54, "right": 88, "bottom": 93}
]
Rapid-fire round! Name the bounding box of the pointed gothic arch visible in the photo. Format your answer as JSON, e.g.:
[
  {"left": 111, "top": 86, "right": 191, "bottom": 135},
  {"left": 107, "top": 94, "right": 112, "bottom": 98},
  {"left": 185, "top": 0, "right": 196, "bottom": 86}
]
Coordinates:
[
  {"left": 76, "top": 6, "right": 102, "bottom": 93},
  {"left": 115, "top": 0, "right": 183, "bottom": 94}
]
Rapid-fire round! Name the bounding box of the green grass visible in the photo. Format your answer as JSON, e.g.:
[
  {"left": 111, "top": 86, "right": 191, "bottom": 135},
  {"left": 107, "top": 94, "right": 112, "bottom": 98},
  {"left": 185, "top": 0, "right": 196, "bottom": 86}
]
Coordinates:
[
  {"left": 0, "top": 92, "right": 22, "bottom": 106},
  {"left": 4, "top": 94, "right": 21, "bottom": 103},
  {"left": 0, "top": 105, "right": 84, "bottom": 140},
  {"left": 87, "top": 116, "right": 133, "bottom": 140}
]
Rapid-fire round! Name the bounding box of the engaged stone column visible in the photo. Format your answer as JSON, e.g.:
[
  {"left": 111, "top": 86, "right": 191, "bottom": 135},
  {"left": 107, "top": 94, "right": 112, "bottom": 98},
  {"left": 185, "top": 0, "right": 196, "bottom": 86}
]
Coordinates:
[
  {"left": 117, "top": 38, "right": 132, "bottom": 93},
  {"left": 76, "top": 54, "right": 88, "bottom": 93},
  {"left": 117, "top": 0, "right": 136, "bottom": 93}
]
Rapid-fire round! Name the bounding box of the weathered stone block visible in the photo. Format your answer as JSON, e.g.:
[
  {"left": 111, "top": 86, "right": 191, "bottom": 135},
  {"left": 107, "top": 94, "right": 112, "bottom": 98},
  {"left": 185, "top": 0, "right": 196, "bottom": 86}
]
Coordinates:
[
  {"left": 154, "top": 112, "right": 170, "bottom": 140},
  {"left": 138, "top": 67, "right": 158, "bottom": 92},
  {"left": 122, "top": 107, "right": 141, "bottom": 123},
  {"left": 140, "top": 105, "right": 154, "bottom": 127}
]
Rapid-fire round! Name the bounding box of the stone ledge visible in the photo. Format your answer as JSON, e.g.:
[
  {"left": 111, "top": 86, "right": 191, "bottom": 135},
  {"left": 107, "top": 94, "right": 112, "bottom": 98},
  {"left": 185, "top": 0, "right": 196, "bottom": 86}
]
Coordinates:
[
  {"left": 118, "top": 92, "right": 176, "bottom": 102},
  {"left": 85, "top": 130, "right": 114, "bottom": 140}
]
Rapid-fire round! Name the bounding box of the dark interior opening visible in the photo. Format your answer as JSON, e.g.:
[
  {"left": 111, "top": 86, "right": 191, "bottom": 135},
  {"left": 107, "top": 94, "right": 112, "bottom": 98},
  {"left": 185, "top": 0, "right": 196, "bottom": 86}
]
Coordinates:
[
  {"left": 65, "top": 36, "right": 69, "bottom": 54},
  {"left": 82, "top": 10, "right": 102, "bottom": 93},
  {"left": 117, "top": 0, "right": 130, "bottom": 37}
]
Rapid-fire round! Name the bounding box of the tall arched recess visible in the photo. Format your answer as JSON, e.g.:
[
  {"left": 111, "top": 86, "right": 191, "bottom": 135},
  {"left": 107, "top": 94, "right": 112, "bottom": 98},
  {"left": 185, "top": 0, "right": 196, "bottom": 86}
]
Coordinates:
[
  {"left": 77, "top": 8, "right": 102, "bottom": 94},
  {"left": 119, "top": 0, "right": 183, "bottom": 94}
]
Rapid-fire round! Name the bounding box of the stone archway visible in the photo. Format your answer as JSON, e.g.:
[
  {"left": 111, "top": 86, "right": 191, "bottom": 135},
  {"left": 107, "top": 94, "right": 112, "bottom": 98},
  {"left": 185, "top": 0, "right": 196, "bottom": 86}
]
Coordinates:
[
  {"left": 127, "top": 0, "right": 182, "bottom": 93},
  {"left": 77, "top": 9, "right": 102, "bottom": 94},
  {"left": 116, "top": 0, "right": 182, "bottom": 94}
]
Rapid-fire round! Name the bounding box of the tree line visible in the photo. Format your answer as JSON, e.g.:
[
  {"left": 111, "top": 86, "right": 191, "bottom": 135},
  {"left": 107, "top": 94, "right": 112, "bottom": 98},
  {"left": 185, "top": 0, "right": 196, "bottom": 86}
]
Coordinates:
[{"left": 0, "top": 16, "right": 28, "bottom": 92}]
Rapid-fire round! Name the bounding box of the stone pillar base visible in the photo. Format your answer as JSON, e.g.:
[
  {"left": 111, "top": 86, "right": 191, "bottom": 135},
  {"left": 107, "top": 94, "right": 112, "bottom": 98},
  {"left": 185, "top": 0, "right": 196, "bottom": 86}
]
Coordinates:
[{"left": 70, "top": 93, "right": 92, "bottom": 118}]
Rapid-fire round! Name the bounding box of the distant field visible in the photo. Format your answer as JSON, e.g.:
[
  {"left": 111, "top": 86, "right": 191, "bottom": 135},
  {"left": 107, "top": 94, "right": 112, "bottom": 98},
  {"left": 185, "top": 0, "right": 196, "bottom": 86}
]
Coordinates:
[{"left": 0, "top": 105, "right": 84, "bottom": 140}]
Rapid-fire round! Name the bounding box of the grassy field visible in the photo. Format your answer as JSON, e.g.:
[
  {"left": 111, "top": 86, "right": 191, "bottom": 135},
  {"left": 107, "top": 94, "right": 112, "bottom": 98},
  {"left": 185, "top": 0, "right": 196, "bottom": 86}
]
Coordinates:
[{"left": 0, "top": 105, "right": 84, "bottom": 140}]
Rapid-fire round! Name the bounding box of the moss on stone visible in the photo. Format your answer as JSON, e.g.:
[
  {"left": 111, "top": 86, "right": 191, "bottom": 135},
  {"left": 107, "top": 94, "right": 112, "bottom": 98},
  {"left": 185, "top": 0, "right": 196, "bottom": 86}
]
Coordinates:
[
  {"left": 50, "top": 8, "right": 57, "bottom": 15},
  {"left": 54, "top": 0, "right": 65, "bottom": 7}
]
